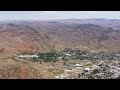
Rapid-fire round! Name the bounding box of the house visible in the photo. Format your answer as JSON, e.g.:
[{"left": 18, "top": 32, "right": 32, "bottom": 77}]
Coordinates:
[
  {"left": 65, "top": 53, "right": 71, "bottom": 56},
  {"left": 84, "top": 67, "right": 91, "bottom": 72},
  {"left": 90, "top": 50, "right": 96, "bottom": 53},
  {"left": 75, "top": 64, "right": 83, "bottom": 67},
  {"left": 57, "top": 56, "right": 64, "bottom": 60}
]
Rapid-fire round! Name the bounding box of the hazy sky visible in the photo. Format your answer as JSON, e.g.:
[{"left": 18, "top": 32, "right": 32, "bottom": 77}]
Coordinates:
[{"left": 0, "top": 11, "right": 120, "bottom": 20}]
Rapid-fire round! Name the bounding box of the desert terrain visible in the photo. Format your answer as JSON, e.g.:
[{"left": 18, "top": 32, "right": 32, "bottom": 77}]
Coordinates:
[{"left": 0, "top": 19, "right": 120, "bottom": 79}]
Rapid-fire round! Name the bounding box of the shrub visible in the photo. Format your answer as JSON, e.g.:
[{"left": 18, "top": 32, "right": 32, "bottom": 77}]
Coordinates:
[
  {"left": 85, "top": 63, "right": 92, "bottom": 67},
  {"left": 47, "top": 68, "right": 64, "bottom": 75},
  {"left": 91, "top": 69, "right": 100, "bottom": 74}
]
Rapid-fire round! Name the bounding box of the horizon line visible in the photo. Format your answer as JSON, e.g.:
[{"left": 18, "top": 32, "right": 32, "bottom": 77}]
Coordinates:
[{"left": 0, "top": 18, "right": 120, "bottom": 21}]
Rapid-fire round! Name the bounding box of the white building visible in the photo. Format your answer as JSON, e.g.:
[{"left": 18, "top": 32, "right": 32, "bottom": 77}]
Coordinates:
[
  {"left": 75, "top": 64, "right": 83, "bottom": 67},
  {"left": 19, "top": 54, "right": 39, "bottom": 59},
  {"left": 65, "top": 53, "right": 71, "bottom": 56}
]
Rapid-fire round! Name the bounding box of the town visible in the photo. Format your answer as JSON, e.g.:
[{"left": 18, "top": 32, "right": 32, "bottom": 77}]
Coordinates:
[{"left": 12, "top": 49, "right": 120, "bottom": 79}]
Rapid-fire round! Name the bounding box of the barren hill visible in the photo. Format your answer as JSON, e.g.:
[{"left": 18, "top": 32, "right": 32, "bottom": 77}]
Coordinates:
[{"left": 0, "top": 19, "right": 120, "bottom": 54}]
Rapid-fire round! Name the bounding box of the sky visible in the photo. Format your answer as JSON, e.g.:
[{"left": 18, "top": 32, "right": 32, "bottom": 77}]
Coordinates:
[{"left": 0, "top": 11, "right": 120, "bottom": 20}]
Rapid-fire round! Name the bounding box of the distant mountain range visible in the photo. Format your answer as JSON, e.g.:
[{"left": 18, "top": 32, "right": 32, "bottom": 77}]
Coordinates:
[{"left": 0, "top": 19, "right": 120, "bottom": 54}]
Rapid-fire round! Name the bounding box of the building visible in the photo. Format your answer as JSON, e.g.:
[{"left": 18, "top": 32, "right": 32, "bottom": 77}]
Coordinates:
[
  {"left": 65, "top": 53, "right": 71, "bottom": 56},
  {"left": 18, "top": 54, "right": 39, "bottom": 59}
]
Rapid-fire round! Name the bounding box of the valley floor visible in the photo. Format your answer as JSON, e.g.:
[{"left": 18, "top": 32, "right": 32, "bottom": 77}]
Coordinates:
[{"left": 0, "top": 54, "right": 120, "bottom": 79}]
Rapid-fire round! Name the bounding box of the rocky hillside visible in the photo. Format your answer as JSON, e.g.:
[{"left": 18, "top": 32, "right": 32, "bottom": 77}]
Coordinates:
[{"left": 0, "top": 19, "right": 120, "bottom": 54}]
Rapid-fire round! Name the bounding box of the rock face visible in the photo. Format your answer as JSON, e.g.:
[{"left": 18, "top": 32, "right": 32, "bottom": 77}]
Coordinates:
[{"left": 0, "top": 19, "right": 120, "bottom": 54}]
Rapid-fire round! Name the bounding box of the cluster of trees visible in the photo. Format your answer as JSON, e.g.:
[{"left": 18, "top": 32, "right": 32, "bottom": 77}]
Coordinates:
[
  {"left": 19, "top": 52, "right": 61, "bottom": 62},
  {"left": 37, "top": 53, "right": 60, "bottom": 61},
  {"left": 18, "top": 48, "right": 120, "bottom": 62}
]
